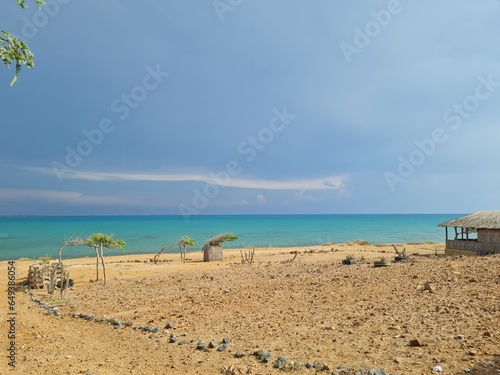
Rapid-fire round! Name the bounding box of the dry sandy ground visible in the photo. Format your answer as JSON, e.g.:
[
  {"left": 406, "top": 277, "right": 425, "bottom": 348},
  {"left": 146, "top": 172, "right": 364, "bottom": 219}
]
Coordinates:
[{"left": 0, "top": 243, "right": 499, "bottom": 375}]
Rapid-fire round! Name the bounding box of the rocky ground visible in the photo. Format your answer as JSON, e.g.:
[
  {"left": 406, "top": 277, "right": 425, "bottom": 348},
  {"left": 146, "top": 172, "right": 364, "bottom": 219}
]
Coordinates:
[{"left": 1, "top": 243, "right": 499, "bottom": 374}]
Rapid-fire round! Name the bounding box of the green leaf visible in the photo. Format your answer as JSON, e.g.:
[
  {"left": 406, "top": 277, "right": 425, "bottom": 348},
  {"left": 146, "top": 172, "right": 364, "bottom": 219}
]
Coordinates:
[
  {"left": 178, "top": 235, "right": 197, "bottom": 247},
  {"left": 2, "top": 1, "right": 45, "bottom": 86},
  {"left": 84, "top": 233, "right": 126, "bottom": 251}
]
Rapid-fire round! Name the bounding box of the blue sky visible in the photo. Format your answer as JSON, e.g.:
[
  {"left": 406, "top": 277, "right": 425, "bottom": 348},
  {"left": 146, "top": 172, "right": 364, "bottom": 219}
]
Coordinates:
[{"left": 1, "top": 0, "right": 500, "bottom": 216}]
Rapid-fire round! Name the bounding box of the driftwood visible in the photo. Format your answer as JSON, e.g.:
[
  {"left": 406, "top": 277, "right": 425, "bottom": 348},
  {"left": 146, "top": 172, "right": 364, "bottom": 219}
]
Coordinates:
[
  {"left": 47, "top": 263, "right": 71, "bottom": 299},
  {"left": 56, "top": 269, "right": 71, "bottom": 299},
  {"left": 283, "top": 251, "right": 298, "bottom": 263},
  {"left": 392, "top": 244, "right": 407, "bottom": 258}
]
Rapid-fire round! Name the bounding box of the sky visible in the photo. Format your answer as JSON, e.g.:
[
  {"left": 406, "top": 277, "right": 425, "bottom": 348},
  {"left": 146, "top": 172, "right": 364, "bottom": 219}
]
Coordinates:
[{"left": 1, "top": 0, "right": 500, "bottom": 217}]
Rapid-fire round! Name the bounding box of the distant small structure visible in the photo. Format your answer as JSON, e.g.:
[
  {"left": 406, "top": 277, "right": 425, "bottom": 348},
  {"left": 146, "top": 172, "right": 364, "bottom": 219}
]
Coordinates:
[
  {"left": 438, "top": 211, "right": 500, "bottom": 256},
  {"left": 202, "top": 233, "right": 238, "bottom": 262}
]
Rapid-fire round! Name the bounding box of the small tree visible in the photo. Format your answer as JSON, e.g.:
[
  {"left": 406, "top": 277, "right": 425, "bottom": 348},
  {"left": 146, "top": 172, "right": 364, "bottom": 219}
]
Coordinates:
[
  {"left": 178, "top": 235, "right": 197, "bottom": 263},
  {"left": 84, "top": 233, "right": 125, "bottom": 285},
  {"left": 154, "top": 235, "right": 197, "bottom": 264}
]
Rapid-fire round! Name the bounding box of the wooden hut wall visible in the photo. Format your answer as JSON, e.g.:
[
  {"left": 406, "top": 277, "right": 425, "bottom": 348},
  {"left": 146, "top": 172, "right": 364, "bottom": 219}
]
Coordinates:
[
  {"left": 477, "top": 229, "right": 500, "bottom": 253},
  {"left": 203, "top": 245, "right": 224, "bottom": 262}
]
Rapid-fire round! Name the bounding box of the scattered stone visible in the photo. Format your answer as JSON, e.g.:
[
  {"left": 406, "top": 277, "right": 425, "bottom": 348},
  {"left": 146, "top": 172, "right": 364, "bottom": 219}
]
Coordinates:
[
  {"left": 217, "top": 344, "right": 229, "bottom": 352},
  {"left": 169, "top": 335, "right": 178, "bottom": 343},
  {"left": 409, "top": 339, "right": 426, "bottom": 347},
  {"left": 432, "top": 365, "right": 443, "bottom": 372},
  {"left": 305, "top": 362, "right": 313, "bottom": 369},
  {"left": 312, "top": 363, "right": 330, "bottom": 371},
  {"left": 208, "top": 341, "right": 218, "bottom": 349},
  {"left": 234, "top": 352, "right": 246, "bottom": 358},
  {"left": 165, "top": 323, "right": 174, "bottom": 329},
  {"left": 457, "top": 334, "right": 465, "bottom": 340},
  {"left": 222, "top": 337, "right": 231, "bottom": 344},
  {"left": 273, "top": 356, "right": 288, "bottom": 369},
  {"left": 46, "top": 307, "right": 61, "bottom": 316},
  {"left": 423, "top": 281, "right": 435, "bottom": 292},
  {"left": 197, "top": 341, "right": 207, "bottom": 351},
  {"left": 254, "top": 350, "right": 272, "bottom": 362},
  {"left": 110, "top": 318, "right": 121, "bottom": 325},
  {"left": 178, "top": 340, "right": 188, "bottom": 345},
  {"left": 222, "top": 365, "right": 250, "bottom": 375}
]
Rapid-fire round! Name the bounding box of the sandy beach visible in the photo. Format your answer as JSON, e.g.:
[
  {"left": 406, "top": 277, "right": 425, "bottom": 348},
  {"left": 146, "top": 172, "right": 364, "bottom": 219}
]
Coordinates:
[{"left": 1, "top": 242, "right": 499, "bottom": 374}]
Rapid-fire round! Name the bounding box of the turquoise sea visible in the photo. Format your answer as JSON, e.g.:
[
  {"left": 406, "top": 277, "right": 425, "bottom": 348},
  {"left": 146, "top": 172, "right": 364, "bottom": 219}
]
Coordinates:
[{"left": 0, "top": 214, "right": 461, "bottom": 261}]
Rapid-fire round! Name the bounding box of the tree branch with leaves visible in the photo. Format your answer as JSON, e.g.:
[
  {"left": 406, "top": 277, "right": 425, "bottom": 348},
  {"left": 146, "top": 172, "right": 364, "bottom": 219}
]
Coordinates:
[{"left": 1, "top": 0, "right": 45, "bottom": 86}]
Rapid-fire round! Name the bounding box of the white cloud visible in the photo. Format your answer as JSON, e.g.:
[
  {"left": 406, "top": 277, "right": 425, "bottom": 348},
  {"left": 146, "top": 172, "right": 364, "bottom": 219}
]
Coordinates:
[
  {"left": 22, "top": 167, "right": 345, "bottom": 191},
  {"left": 256, "top": 194, "right": 267, "bottom": 203},
  {"left": 291, "top": 190, "right": 319, "bottom": 202}
]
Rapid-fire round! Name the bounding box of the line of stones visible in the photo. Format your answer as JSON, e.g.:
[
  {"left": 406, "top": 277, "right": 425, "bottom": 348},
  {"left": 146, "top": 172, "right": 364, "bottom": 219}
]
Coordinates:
[{"left": 26, "top": 291, "right": 390, "bottom": 374}]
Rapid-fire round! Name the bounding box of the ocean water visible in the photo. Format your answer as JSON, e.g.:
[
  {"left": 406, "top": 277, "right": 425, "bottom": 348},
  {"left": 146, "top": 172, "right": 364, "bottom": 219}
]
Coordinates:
[{"left": 0, "top": 214, "right": 461, "bottom": 261}]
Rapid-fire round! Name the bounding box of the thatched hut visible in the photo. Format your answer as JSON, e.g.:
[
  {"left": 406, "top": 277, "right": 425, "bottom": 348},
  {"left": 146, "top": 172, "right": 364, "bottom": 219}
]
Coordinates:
[
  {"left": 202, "top": 233, "right": 237, "bottom": 262},
  {"left": 438, "top": 211, "right": 500, "bottom": 256}
]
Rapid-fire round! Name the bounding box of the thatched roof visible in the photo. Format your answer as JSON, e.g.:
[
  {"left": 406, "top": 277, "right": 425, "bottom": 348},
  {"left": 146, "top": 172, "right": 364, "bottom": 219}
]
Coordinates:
[{"left": 438, "top": 211, "right": 500, "bottom": 229}]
